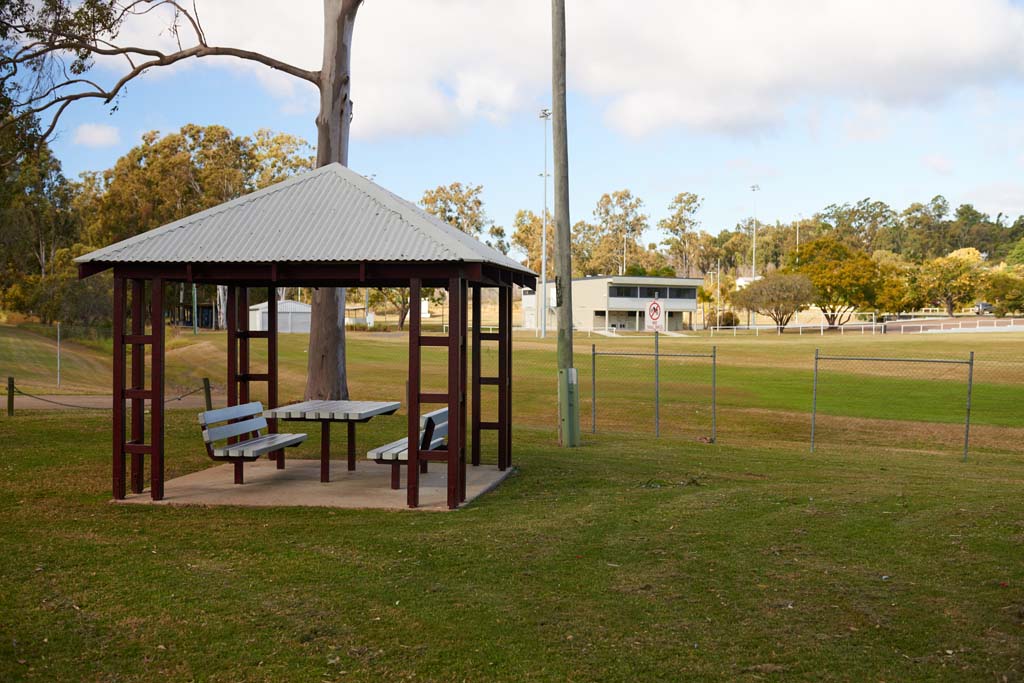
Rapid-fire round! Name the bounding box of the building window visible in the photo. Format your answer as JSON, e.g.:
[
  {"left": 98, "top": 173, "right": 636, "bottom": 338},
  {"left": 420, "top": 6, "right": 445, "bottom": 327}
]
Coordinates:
[
  {"left": 668, "top": 287, "right": 696, "bottom": 299},
  {"left": 639, "top": 286, "right": 664, "bottom": 298},
  {"left": 609, "top": 285, "right": 639, "bottom": 298},
  {"left": 595, "top": 311, "right": 606, "bottom": 317}
]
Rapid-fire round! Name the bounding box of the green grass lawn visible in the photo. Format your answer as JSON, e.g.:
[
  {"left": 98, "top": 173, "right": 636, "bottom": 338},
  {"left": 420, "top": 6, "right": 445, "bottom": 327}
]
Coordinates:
[{"left": 2, "top": 324, "right": 1024, "bottom": 681}]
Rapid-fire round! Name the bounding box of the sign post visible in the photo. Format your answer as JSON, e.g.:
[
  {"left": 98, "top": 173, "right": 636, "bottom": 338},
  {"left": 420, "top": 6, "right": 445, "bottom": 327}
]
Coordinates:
[{"left": 645, "top": 297, "right": 664, "bottom": 436}]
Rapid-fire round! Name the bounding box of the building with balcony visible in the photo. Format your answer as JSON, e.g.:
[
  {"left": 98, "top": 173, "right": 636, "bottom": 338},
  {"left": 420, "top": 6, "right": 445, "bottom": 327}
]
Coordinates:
[{"left": 522, "top": 275, "right": 703, "bottom": 332}]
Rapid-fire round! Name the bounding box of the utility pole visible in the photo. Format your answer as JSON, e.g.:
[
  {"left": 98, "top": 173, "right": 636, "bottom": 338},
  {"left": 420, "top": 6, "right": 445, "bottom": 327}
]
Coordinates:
[
  {"left": 552, "top": 0, "right": 580, "bottom": 446},
  {"left": 751, "top": 184, "right": 760, "bottom": 278},
  {"left": 716, "top": 258, "right": 721, "bottom": 326},
  {"left": 539, "top": 107, "right": 551, "bottom": 339},
  {"left": 621, "top": 233, "right": 627, "bottom": 275}
]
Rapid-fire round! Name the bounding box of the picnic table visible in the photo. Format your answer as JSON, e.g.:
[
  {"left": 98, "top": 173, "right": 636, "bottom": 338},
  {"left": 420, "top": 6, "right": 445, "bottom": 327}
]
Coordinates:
[{"left": 263, "top": 400, "right": 401, "bottom": 482}]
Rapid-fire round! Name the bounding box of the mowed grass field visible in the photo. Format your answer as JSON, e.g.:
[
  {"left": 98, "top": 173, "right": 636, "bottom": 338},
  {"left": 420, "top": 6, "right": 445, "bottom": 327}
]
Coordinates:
[{"left": 1, "top": 323, "right": 1023, "bottom": 681}]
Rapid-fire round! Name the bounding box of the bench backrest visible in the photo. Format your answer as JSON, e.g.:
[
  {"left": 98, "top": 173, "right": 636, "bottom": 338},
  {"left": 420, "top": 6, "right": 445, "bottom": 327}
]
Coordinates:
[
  {"left": 199, "top": 401, "right": 266, "bottom": 445},
  {"left": 420, "top": 407, "right": 449, "bottom": 450}
]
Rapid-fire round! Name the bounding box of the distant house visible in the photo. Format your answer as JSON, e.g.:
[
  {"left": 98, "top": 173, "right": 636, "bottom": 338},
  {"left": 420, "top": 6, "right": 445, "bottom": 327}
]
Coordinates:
[
  {"left": 248, "top": 299, "right": 311, "bottom": 334},
  {"left": 522, "top": 275, "right": 702, "bottom": 332}
]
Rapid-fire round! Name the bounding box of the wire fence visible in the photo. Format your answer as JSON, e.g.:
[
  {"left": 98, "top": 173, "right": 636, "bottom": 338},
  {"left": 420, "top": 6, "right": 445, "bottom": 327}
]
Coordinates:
[
  {"left": 590, "top": 340, "right": 717, "bottom": 443},
  {"left": 810, "top": 351, "right": 975, "bottom": 460},
  {"left": 580, "top": 339, "right": 1024, "bottom": 460},
  {"left": 6, "top": 377, "right": 210, "bottom": 416}
]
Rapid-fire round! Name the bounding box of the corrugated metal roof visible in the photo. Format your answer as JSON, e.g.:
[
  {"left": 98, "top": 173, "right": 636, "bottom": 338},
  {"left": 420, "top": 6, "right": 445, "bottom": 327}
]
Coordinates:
[{"left": 75, "top": 163, "right": 534, "bottom": 276}]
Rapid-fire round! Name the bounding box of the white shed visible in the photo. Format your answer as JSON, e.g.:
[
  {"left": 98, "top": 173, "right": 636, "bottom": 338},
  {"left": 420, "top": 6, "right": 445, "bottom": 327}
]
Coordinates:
[{"left": 249, "top": 299, "right": 312, "bottom": 334}]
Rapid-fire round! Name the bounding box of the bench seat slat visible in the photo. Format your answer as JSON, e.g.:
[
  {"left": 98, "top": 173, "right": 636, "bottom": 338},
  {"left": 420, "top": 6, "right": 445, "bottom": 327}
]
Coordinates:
[
  {"left": 369, "top": 437, "right": 444, "bottom": 462},
  {"left": 367, "top": 407, "right": 449, "bottom": 464},
  {"left": 215, "top": 432, "right": 307, "bottom": 459}
]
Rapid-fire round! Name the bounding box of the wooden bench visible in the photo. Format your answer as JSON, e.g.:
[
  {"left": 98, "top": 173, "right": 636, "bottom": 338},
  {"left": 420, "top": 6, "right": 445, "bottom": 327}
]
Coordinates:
[
  {"left": 199, "top": 401, "right": 308, "bottom": 484},
  {"left": 368, "top": 408, "right": 448, "bottom": 489}
]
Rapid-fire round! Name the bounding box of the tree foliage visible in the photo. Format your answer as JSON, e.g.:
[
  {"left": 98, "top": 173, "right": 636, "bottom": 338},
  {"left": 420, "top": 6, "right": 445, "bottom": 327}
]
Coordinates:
[
  {"left": 658, "top": 192, "right": 702, "bottom": 276},
  {"left": 982, "top": 268, "right": 1024, "bottom": 317},
  {"left": 787, "top": 236, "right": 877, "bottom": 327},
  {"left": 731, "top": 273, "right": 816, "bottom": 332},
  {"left": 510, "top": 209, "right": 553, "bottom": 278},
  {"left": 421, "top": 182, "right": 508, "bottom": 254},
  {"left": 918, "top": 250, "right": 982, "bottom": 315}
]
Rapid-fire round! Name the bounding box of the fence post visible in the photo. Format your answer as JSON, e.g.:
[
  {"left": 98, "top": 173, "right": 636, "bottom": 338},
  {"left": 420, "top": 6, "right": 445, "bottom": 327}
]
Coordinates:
[
  {"left": 654, "top": 331, "right": 660, "bottom": 437},
  {"left": 202, "top": 377, "right": 213, "bottom": 411},
  {"left": 963, "top": 351, "right": 974, "bottom": 462},
  {"left": 711, "top": 345, "right": 717, "bottom": 443},
  {"left": 591, "top": 344, "right": 596, "bottom": 434},
  {"left": 6, "top": 376, "right": 13, "bottom": 417},
  {"left": 810, "top": 348, "right": 819, "bottom": 452}
]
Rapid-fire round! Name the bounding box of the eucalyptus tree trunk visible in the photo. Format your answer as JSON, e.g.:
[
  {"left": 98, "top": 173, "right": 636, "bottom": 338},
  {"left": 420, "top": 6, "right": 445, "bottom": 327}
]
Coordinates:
[{"left": 305, "top": 0, "right": 360, "bottom": 400}]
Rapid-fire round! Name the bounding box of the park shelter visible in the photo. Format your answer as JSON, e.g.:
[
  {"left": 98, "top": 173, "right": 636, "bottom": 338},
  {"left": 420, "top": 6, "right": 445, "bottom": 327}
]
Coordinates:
[{"left": 76, "top": 163, "right": 536, "bottom": 509}]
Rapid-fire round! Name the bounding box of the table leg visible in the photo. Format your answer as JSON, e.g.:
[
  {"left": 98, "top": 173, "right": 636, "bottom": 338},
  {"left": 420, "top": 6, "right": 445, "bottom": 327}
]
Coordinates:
[
  {"left": 347, "top": 421, "right": 356, "bottom": 471},
  {"left": 321, "top": 420, "right": 330, "bottom": 483}
]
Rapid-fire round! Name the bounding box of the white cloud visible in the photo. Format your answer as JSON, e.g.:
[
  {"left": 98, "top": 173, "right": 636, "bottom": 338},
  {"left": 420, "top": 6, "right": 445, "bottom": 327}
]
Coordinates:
[
  {"left": 73, "top": 123, "right": 121, "bottom": 147},
  {"left": 91, "top": 0, "right": 1024, "bottom": 139},
  {"left": 922, "top": 154, "right": 954, "bottom": 175},
  {"left": 967, "top": 182, "right": 1024, "bottom": 218},
  {"left": 843, "top": 103, "right": 891, "bottom": 142}
]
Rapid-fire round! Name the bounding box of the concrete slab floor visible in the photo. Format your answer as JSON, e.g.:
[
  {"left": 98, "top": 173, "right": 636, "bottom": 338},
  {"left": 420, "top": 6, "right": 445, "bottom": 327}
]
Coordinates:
[{"left": 117, "top": 459, "right": 512, "bottom": 510}]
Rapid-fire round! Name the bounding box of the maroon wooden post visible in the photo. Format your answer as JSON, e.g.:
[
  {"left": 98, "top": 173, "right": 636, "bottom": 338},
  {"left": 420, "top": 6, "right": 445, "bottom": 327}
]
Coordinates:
[
  {"left": 504, "top": 284, "right": 514, "bottom": 468},
  {"left": 459, "top": 278, "right": 468, "bottom": 503},
  {"left": 471, "top": 285, "right": 482, "bottom": 467},
  {"left": 446, "top": 276, "right": 463, "bottom": 509},
  {"left": 497, "top": 285, "right": 510, "bottom": 471},
  {"left": 238, "top": 287, "right": 250, "bottom": 404},
  {"left": 320, "top": 420, "right": 331, "bottom": 483},
  {"left": 346, "top": 421, "right": 356, "bottom": 471},
  {"left": 267, "top": 289, "right": 283, "bottom": 468},
  {"left": 129, "top": 279, "right": 145, "bottom": 493},
  {"left": 226, "top": 287, "right": 238, "bottom": 407},
  {"left": 150, "top": 278, "right": 165, "bottom": 500},
  {"left": 111, "top": 276, "right": 127, "bottom": 500},
  {"left": 407, "top": 279, "right": 422, "bottom": 508}
]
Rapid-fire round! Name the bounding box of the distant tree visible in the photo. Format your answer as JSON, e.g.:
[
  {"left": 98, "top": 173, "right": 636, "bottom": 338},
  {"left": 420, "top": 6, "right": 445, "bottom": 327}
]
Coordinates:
[
  {"left": 819, "top": 198, "right": 898, "bottom": 252},
  {"left": 624, "top": 262, "right": 675, "bottom": 277},
  {"left": 1, "top": 143, "right": 77, "bottom": 278},
  {"left": 691, "top": 231, "right": 721, "bottom": 275},
  {"left": 787, "top": 236, "right": 877, "bottom": 327},
  {"left": 982, "top": 268, "right": 1024, "bottom": 317},
  {"left": 902, "top": 196, "right": 951, "bottom": 260},
  {"left": 918, "top": 249, "right": 982, "bottom": 315},
  {"left": 421, "top": 182, "right": 508, "bottom": 254},
  {"left": 576, "top": 190, "right": 648, "bottom": 275},
  {"left": 731, "top": 273, "right": 816, "bottom": 333},
  {"left": 658, "top": 192, "right": 702, "bottom": 276},
  {"left": 1006, "top": 238, "right": 1024, "bottom": 267},
  {"left": 510, "top": 209, "right": 553, "bottom": 278},
  {"left": 872, "top": 251, "right": 924, "bottom": 316}
]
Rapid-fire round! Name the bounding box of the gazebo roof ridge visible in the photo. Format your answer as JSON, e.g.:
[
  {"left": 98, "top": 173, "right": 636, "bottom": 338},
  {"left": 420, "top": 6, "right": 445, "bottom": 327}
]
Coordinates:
[{"left": 74, "top": 162, "right": 535, "bottom": 278}]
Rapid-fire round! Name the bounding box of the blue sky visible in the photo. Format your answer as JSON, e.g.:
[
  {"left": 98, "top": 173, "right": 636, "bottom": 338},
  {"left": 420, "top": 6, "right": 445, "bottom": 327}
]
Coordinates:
[{"left": 47, "top": 1, "right": 1024, "bottom": 257}]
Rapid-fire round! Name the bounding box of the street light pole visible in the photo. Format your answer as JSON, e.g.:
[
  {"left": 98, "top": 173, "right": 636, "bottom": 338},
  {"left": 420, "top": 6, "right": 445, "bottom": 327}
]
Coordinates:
[{"left": 539, "top": 107, "right": 551, "bottom": 339}]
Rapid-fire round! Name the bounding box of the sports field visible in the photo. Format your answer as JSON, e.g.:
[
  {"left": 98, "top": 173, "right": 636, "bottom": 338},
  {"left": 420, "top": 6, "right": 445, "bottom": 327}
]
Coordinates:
[{"left": 1, "top": 324, "right": 1022, "bottom": 681}]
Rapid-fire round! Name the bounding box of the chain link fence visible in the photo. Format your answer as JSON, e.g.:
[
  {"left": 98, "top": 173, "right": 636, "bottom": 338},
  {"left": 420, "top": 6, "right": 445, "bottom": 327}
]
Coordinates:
[
  {"left": 590, "top": 341, "right": 717, "bottom": 443},
  {"left": 581, "top": 336, "right": 1024, "bottom": 460},
  {"left": 810, "top": 350, "right": 974, "bottom": 460}
]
